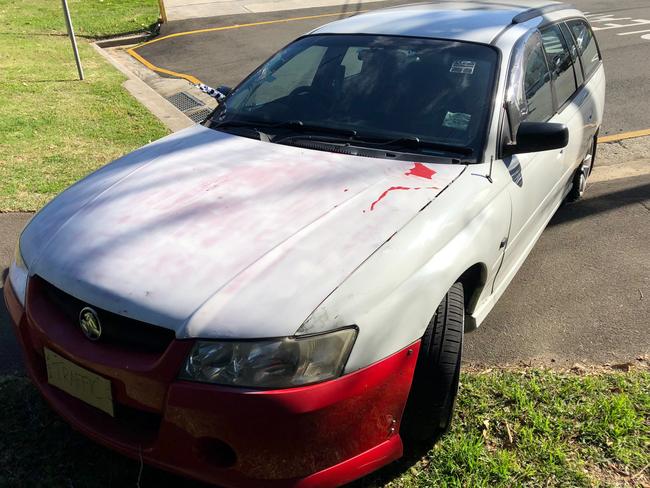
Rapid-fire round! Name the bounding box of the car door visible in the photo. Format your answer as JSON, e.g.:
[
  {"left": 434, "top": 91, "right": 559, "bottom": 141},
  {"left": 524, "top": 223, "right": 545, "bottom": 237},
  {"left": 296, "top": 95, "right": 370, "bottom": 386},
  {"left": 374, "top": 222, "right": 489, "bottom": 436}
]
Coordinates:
[
  {"left": 493, "top": 30, "right": 568, "bottom": 290},
  {"left": 538, "top": 23, "right": 588, "bottom": 191},
  {"left": 564, "top": 18, "right": 605, "bottom": 158},
  {"left": 558, "top": 21, "right": 592, "bottom": 164}
]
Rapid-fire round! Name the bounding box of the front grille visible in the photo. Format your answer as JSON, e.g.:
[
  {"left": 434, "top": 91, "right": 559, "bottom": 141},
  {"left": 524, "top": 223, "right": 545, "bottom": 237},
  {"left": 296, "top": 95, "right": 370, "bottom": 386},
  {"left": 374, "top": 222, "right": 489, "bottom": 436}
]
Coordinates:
[{"left": 36, "top": 277, "right": 176, "bottom": 354}]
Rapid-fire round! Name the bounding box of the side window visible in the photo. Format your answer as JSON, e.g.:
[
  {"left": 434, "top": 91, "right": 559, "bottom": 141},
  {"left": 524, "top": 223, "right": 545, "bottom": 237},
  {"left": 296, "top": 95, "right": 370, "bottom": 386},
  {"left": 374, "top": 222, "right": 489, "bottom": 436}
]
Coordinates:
[
  {"left": 541, "top": 24, "right": 577, "bottom": 108},
  {"left": 247, "top": 45, "right": 327, "bottom": 107},
  {"left": 567, "top": 19, "right": 601, "bottom": 78},
  {"left": 559, "top": 22, "right": 584, "bottom": 86},
  {"left": 523, "top": 40, "right": 554, "bottom": 122}
]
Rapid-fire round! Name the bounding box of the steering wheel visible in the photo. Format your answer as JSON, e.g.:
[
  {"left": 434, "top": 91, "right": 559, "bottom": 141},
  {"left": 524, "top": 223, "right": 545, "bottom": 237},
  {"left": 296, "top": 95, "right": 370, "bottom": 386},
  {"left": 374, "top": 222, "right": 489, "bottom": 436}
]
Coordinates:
[{"left": 289, "top": 86, "right": 329, "bottom": 112}]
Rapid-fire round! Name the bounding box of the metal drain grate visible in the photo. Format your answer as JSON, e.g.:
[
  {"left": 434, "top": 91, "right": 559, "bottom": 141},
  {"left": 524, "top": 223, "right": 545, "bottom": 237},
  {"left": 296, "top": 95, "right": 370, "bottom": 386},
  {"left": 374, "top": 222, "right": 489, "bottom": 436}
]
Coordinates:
[
  {"left": 165, "top": 92, "right": 204, "bottom": 112},
  {"left": 187, "top": 108, "right": 213, "bottom": 123}
]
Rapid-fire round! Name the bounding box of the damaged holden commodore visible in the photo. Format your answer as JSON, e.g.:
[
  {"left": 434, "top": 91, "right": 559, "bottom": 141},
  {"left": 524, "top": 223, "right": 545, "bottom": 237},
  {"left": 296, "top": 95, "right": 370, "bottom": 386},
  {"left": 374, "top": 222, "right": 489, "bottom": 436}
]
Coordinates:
[{"left": 5, "top": 1, "right": 604, "bottom": 487}]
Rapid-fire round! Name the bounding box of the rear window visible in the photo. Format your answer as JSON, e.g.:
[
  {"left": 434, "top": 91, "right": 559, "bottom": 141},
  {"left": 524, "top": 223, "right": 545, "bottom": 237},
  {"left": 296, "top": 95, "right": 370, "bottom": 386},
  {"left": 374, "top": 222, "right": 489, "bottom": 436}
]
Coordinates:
[{"left": 567, "top": 19, "right": 601, "bottom": 78}]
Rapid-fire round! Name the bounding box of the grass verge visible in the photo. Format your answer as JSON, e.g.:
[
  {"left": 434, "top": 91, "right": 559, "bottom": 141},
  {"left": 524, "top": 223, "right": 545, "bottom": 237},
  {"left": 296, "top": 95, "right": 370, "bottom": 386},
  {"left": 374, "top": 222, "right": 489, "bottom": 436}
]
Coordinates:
[
  {"left": 1, "top": 0, "right": 161, "bottom": 38},
  {"left": 0, "top": 0, "right": 168, "bottom": 212},
  {"left": 0, "top": 369, "right": 648, "bottom": 487}
]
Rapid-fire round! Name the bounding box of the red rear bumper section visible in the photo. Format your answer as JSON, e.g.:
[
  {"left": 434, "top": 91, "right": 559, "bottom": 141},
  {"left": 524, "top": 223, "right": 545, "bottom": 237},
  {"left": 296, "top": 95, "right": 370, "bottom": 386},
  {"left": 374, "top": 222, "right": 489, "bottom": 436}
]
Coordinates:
[{"left": 3, "top": 277, "right": 420, "bottom": 487}]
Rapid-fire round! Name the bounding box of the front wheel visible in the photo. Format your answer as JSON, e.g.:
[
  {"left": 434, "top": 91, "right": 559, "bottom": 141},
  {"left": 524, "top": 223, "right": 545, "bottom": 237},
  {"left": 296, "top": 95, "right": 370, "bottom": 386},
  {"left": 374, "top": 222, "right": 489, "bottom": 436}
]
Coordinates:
[{"left": 400, "top": 282, "right": 464, "bottom": 442}]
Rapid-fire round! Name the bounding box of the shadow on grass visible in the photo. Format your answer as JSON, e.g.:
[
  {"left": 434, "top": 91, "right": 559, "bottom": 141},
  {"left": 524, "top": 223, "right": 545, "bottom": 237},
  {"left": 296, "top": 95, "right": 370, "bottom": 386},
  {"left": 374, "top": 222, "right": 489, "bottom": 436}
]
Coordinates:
[
  {"left": 22, "top": 79, "right": 83, "bottom": 83},
  {"left": 86, "top": 21, "right": 160, "bottom": 41},
  {"left": 0, "top": 21, "right": 159, "bottom": 40},
  {"left": 351, "top": 438, "right": 439, "bottom": 487}
]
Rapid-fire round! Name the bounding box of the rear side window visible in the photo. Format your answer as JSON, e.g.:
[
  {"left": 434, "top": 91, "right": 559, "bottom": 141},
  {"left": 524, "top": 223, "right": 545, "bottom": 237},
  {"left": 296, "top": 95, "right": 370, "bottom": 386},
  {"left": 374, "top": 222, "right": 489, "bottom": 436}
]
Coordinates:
[
  {"left": 541, "top": 24, "right": 578, "bottom": 109},
  {"left": 567, "top": 19, "right": 601, "bottom": 78},
  {"left": 559, "top": 22, "right": 584, "bottom": 86},
  {"left": 524, "top": 41, "right": 554, "bottom": 122}
]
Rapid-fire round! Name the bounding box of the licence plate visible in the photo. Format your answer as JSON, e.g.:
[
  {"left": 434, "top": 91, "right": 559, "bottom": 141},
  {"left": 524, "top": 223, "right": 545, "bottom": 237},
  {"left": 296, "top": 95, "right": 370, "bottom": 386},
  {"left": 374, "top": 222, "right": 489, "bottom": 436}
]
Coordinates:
[{"left": 44, "top": 348, "right": 114, "bottom": 417}]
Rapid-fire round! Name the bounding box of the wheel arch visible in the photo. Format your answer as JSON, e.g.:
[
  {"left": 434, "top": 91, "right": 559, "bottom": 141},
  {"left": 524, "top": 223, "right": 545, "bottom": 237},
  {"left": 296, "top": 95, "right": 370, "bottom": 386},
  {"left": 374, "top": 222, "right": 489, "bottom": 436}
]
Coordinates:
[{"left": 457, "top": 262, "right": 489, "bottom": 316}]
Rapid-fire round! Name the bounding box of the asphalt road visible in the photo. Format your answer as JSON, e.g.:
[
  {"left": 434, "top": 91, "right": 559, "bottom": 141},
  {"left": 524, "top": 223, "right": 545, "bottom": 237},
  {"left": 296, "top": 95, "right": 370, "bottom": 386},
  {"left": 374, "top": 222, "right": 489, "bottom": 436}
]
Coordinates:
[
  {"left": 135, "top": 0, "right": 650, "bottom": 137},
  {"left": 465, "top": 174, "right": 650, "bottom": 368}
]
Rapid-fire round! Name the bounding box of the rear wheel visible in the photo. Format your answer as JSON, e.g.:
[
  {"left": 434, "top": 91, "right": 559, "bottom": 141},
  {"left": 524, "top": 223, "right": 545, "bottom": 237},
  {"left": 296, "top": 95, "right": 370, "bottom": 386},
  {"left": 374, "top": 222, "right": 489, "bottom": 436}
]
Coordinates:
[
  {"left": 400, "top": 282, "right": 464, "bottom": 442},
  {"left": 568, "top": 134, "right": 598, "bottom": 202}
]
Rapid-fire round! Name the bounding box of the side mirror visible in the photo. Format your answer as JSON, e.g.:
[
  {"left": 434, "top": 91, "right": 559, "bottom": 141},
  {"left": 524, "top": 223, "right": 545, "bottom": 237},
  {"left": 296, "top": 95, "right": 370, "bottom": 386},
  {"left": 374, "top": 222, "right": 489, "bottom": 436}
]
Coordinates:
[
  {"left": 504, "top": 99, "right": 521, "bottom": 143},
  {"left": 504, "top": 121, "right": 569, "bottom": 156}
]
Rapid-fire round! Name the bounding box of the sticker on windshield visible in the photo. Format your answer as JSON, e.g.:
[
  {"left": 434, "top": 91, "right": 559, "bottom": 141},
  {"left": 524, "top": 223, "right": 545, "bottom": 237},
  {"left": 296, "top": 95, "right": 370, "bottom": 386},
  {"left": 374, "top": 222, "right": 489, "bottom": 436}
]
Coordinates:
[
  {"left": 450, "top": 60, "right": 476, "bottom": 75},
  {"left": 443, "top": 112, "right": 471, "bottom": 131}
]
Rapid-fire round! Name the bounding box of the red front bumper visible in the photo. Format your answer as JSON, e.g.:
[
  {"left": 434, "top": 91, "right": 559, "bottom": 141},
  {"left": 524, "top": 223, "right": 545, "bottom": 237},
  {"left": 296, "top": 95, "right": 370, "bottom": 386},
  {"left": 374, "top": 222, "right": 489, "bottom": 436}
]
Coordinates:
[{"left": 4, "top": 277, "right": 419, "bottom": 487}]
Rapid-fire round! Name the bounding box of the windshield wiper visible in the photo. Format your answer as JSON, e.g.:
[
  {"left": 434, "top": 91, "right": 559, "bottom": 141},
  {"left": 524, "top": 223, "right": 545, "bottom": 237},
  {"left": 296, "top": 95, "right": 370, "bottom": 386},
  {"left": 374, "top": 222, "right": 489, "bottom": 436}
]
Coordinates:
[
  {"left": 271, "top": 120, "right": 357, "bottom": 141},
  {"left": 275, "top": 127, "right": 471, "bottom": 157},
  {"left": 359, "top": 136, "right": 473, "bottom": 156},
  {"left": 212, "top": 118, "right": 357, "bottom": 142},
  {"left": 210, "top": 119, "right": 271, "bottom": 141},
  {"left": 213, "top": 119, "right": 471, "bottom": 157}
]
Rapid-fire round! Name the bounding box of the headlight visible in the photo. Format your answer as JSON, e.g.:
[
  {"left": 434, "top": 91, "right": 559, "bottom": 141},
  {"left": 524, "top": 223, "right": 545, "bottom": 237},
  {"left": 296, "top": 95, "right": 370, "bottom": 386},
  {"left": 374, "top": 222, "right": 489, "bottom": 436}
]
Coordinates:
[
  {"left": 179, "top": 327, "right": 357, "bottom": 389},
  {"left": 8, "top": 240, "right": 28, "bottom": 306}
]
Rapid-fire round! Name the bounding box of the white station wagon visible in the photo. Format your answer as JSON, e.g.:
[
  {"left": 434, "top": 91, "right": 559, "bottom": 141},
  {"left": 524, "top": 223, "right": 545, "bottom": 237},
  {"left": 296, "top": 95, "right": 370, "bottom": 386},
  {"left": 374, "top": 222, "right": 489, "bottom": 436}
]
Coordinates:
[{"left": 6, "top": 1, "right": 604, "bottom": 486}]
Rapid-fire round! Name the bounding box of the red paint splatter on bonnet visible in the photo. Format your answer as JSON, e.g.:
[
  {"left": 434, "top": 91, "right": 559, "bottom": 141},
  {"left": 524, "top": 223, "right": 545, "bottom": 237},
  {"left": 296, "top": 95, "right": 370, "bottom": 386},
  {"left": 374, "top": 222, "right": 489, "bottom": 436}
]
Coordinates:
[
  {"left": 370, "top": 186, "right": 412, "bottom": 211},
  {"left": 368, "top": 163, "right": 439, "bottom": 211},
  {"left": 405, "top": 163, "right": 436, "bottom": 179}
]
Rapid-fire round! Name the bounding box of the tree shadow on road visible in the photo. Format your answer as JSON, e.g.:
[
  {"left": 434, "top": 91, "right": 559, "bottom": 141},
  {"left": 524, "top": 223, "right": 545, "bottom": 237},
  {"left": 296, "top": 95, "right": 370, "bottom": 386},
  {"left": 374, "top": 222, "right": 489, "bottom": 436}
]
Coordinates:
[{"left": 549, "top": 177, "right": 649, "bottom": 227}]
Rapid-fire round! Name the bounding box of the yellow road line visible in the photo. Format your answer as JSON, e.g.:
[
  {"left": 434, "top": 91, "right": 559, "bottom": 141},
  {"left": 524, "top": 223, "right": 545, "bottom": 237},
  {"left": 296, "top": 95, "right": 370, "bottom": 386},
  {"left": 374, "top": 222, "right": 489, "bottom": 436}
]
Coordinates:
[
  {"left": 127, "top": 10, "right": 367, "bottom": 86},
  {"left": 127, "top": 47, "right": 202, "bottom": 84},
  {"left": 598, "top": 128, "right": 650, "bottom": 143}
]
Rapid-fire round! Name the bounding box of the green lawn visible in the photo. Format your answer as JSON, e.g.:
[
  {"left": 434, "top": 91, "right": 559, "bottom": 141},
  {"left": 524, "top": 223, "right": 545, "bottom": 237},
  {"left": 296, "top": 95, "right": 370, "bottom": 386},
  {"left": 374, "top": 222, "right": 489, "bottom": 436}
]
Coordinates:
[
  {"left": 0, "top": 370, "right": 647, "bottom": 487},
  {"left": 1, "top": 0, "right": 161, "bottom": 38},
  {"left": 0, "top": 0, "right": 168, "bottom": 212}
]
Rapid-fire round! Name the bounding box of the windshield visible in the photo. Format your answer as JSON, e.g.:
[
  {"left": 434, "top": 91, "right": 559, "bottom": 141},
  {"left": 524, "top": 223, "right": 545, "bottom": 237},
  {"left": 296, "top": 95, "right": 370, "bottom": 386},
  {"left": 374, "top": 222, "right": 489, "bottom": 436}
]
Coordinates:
[{"left": 211, "top": 34, "right": 499, "bottom": 160}]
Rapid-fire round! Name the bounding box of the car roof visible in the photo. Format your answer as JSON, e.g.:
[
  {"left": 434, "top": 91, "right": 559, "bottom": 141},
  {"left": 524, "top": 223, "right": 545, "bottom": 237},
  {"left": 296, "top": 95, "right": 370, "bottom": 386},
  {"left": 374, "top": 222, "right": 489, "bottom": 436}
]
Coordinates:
[{"left": 311, "top": 1, "right": 574, "bottom": 44}]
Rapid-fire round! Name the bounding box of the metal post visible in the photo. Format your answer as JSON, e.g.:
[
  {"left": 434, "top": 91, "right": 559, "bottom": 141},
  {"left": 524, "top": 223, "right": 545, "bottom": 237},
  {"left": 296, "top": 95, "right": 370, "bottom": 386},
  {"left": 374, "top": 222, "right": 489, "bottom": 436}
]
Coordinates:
[
  {"left": 61, "top": 0, "right": 84, "bottom": 80},
  {"left": 158, "top": 0, "right": 168, "bottom": 24}
]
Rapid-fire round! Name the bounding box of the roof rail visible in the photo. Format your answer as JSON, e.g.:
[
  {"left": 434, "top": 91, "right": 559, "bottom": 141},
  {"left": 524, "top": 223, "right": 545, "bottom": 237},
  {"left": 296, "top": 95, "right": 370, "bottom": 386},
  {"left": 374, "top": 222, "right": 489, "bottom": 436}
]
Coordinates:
[{"left": 511, "top": 3, "right": 572, "bottom": 24}]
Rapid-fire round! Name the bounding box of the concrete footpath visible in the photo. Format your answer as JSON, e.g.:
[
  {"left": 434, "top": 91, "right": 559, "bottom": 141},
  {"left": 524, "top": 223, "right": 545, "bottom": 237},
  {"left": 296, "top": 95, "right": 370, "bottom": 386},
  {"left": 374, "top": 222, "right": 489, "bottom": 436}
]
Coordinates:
[
  {"left": 1, "top": 138, "right": 649, "bottom": 374},
  {"left": 163, "top": 0, "right": 391, "bottom": 21}
]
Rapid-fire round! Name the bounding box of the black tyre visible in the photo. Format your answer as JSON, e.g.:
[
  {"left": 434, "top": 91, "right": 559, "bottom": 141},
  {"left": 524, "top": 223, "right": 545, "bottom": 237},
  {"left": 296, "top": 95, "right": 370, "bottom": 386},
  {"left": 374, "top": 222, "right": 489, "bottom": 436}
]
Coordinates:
[
  {"left": 400, "top": 282, "right": 464, "bottom": 442},
  {"left": 567, "top": 134, "right": 598, "bottom": 202}
]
